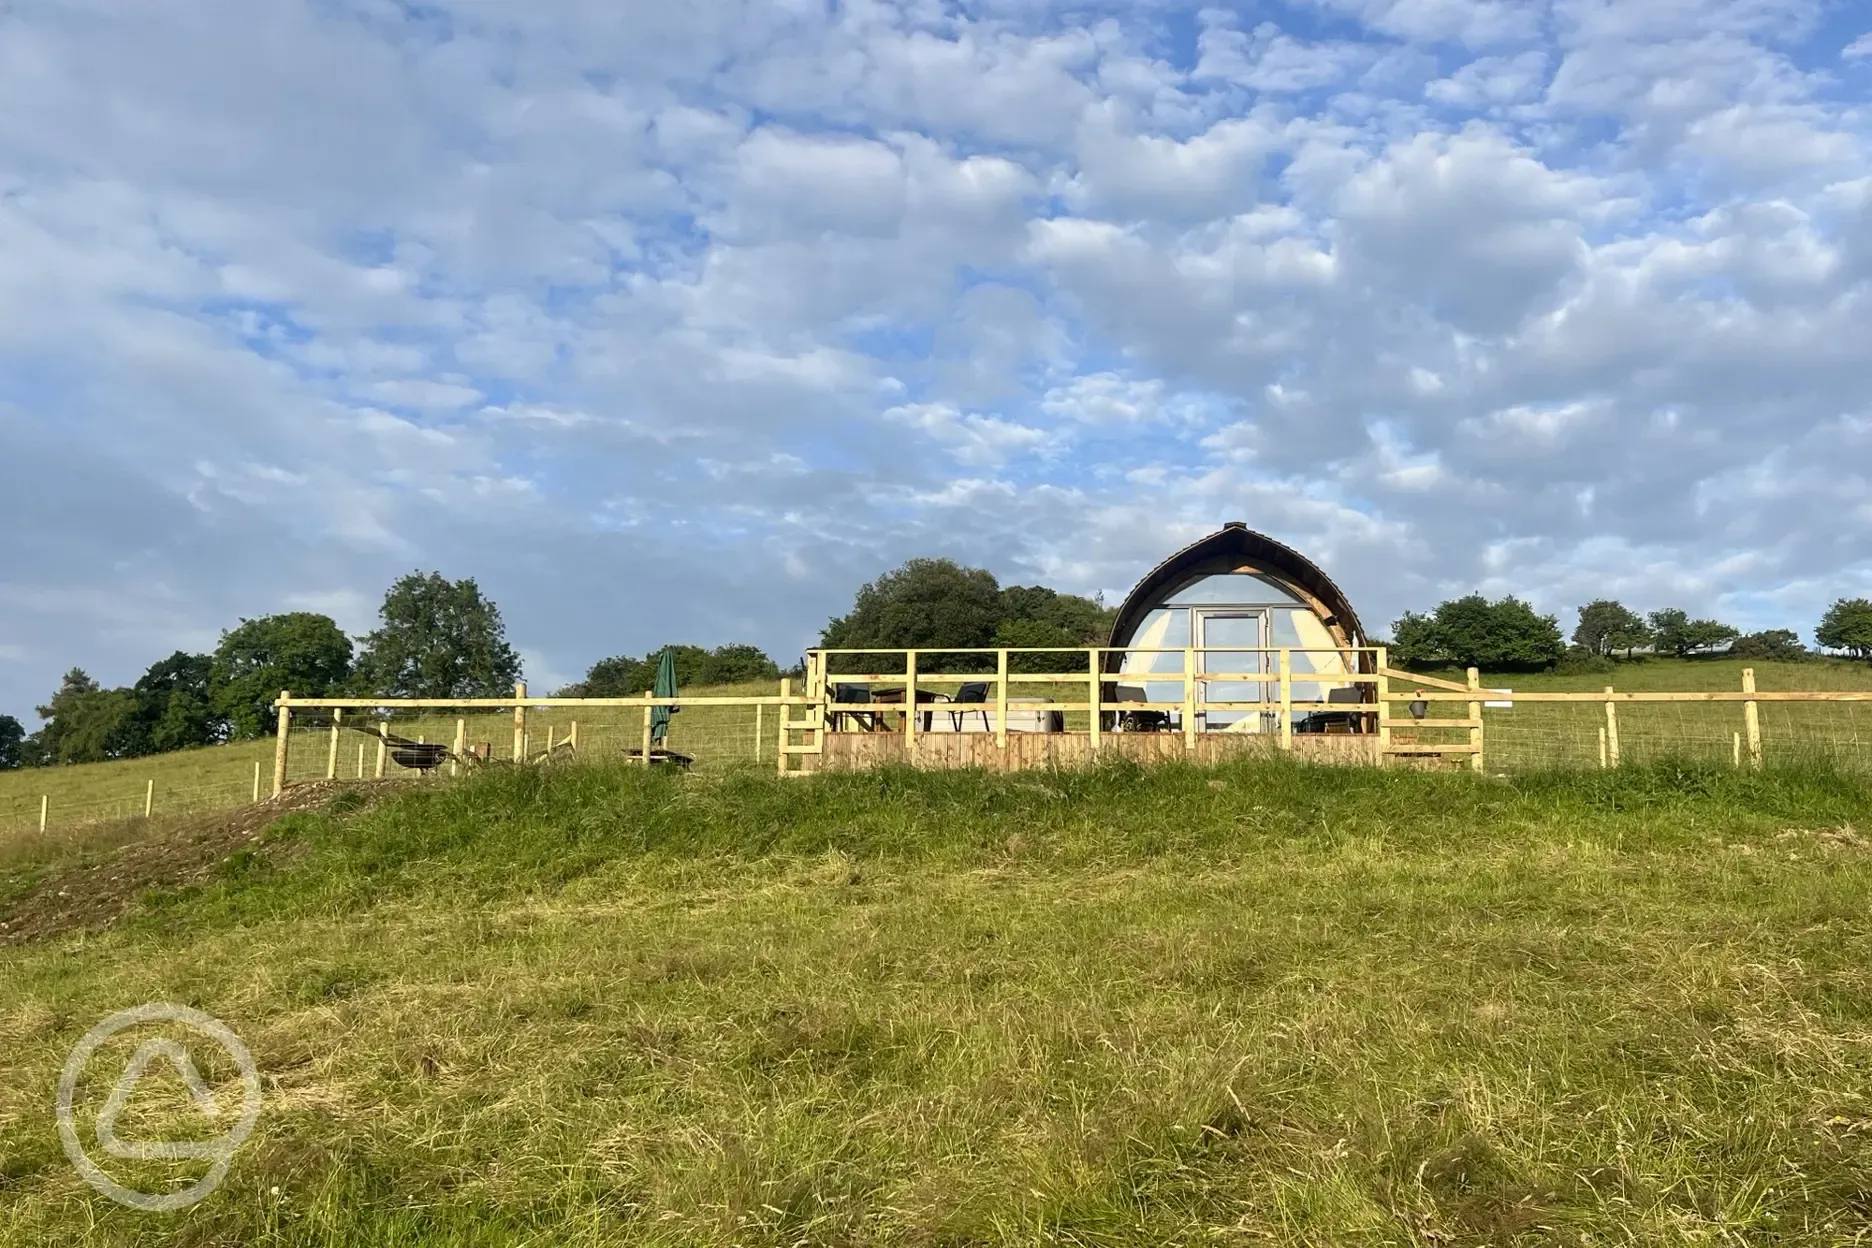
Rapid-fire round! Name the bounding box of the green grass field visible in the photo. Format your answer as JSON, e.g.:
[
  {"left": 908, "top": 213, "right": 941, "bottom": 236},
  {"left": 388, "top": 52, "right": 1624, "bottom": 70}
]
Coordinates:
[{"left": 3, "top": 757, "right": 1871, "bottom": 1245}]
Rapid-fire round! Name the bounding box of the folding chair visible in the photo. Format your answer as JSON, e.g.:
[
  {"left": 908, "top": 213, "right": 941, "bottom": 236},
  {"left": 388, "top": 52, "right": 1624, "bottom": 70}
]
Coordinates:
[{"left": 948, "top": 681, "right": 992, "bottom": 732}]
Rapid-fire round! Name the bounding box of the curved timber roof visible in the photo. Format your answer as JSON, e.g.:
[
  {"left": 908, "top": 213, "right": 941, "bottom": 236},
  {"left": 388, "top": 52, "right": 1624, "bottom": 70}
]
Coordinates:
[{"left": 1106, "top": 521, "right": 1368, "bottom": 654}]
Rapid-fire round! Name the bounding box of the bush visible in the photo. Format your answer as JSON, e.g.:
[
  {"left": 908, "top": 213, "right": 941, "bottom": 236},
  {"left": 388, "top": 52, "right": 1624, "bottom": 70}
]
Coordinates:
[
  {"left": 1728, "top": 629, "right": 1810, "bottom": 663},
  {"left": 1549, "top": 646, "right": 1616, "bottom": 676}
]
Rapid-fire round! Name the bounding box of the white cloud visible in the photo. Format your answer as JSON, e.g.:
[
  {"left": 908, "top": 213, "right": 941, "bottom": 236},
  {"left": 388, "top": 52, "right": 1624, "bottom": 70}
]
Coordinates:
[
  {"left": 1847, "top": 34, "right": 1872, "bottom": 61},
  {"left": 2, "top": 0, "right": 1872, "bottom": 715}
]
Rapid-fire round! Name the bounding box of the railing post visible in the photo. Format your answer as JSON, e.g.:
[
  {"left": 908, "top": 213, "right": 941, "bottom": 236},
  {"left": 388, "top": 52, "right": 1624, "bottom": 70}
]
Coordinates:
[
  {"left": 144, "top": 778, "right": 154, "bottom": 818},
  {"left": 1183, "top": 642, "right": 1197, "bottom": 749},
  {"left": 1088, "top": 648, "right": 1101, "bottom": 754},
  {"left": 1466, "top": 666, "right": 1483, "bottom": 773},
  {"left": 569, "top": 720, "right": 578, "bottom": 753},
  {"left": 1743, "top": 668, "right": 1762, "bottom": 768},
  {"left": 1375, "top": 649, "right": 1391, "bottom": 761},
  {"left": 776, "top": 678, "right": 791, "bottom": 776},
  {"left": 39, "top": 794, "right": 47, "bottom": 834},
  {"left": 755, "top": 703, "right": 764, "bottom": 762},
  {"left": 272, "top": 691, "right": 292, "bottom": 798},
  {"left": 253, "top": 760, "right": 262, "bottom": 802},
  {"left": 326, "top": 707, "right": 343, "bottom": 780},
  {"left": 513, "top": 682, "right": 528, "bottom": 763},
  {"left": 995, "top": 648, "right": 1009, "bottom": 749},
  {"left": 375, "top": 723, "right": 387, "bottom": 779},
  {"left": 905, "top": 649, "right": 918, "bottom": 753},
  {"left": 1604, "top": 686, "right": 1620, "bottom": 768},
  {"left": 641, "top": 691, "right": 654, "bottom": 766},
  {"left": 1278, "top": 648, "right": 1292, "bottom": 751},
  {"left": 452, "top": 718, "right": 466, "bottom": 776}
]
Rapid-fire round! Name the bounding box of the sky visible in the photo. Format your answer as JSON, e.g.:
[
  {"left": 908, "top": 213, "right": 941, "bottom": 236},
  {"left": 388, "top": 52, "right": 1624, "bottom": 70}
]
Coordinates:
[{"left": 2, "top": 0, "right": 1871, "bottom": 718}]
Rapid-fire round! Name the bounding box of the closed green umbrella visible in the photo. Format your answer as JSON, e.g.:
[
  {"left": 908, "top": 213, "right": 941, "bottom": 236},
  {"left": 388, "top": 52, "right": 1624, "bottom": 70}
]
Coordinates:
[{"left": 651, "top": 647, "right": 678, "bottom": 746}]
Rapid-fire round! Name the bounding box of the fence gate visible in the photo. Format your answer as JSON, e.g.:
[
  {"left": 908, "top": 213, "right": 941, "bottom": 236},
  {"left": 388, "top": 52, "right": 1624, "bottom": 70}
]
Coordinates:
[{"left": 1377, "top": 659, "right": 1485, "bottom": 770}]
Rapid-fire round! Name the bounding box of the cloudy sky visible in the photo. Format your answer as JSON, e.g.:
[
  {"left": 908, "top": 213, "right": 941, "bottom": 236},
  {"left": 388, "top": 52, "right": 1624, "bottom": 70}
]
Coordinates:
[{"left": 2, "top": 0, "right": 1870, "bottom": 716}]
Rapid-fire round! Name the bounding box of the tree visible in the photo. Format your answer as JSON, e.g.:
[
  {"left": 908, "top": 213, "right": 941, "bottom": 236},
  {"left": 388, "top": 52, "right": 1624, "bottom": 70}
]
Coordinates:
[
  {"left": 820, "top": 559, "right": 1110, "bottom": 673},
  {"left": 1647, "top": 608, "right": 1740, "bottom": 659},
  {"left": 1388, "top": 611, "right": 1442, "bottom": 669},
  {"left": 1387, "top": 595, "right": 1565, "bottom": 670},
  {"left": 823, "top": 559, "right": 1004, "bottom": 652},
  {"left": 0, "top": 714, "right": 23, "bottom": 770},
  {"left": 994, "top": 617, "right": 1083, "bottom": 673},
  {"left": 130, "top": 652, "right": 226, "bottom": 754},
  {"left": 999, "top": 585, "right": 1113, "bottom": 644},
  {"left": 1573, "top": 600, "right": 1650, "bottom": 658},
  {"left": 25, "top": 669, "right": 141, "bottom": 765},
  {"left": 564, "top": 643, "right": 781, "bottom": 696},
  {"left": 702, "top": 643, "right": 781, "bottom": 685},
  {"left": 1817, "top": 598, "right": 1872, "bottom": 659},
  {"left": 353, "top": 572, "right": 522, "bottom": 698},
  {"left": 212, "top": 613, "right": 355, "bottom": 739},
  {"left": 1728, "top": 629, "right": 1809, "bottom": 663}
]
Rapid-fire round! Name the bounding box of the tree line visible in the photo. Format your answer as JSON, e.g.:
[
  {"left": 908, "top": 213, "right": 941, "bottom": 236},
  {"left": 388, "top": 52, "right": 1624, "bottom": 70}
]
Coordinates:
[
  {"left": 0, "top": 572, "right": 785, "bottom": 771},
  {"left": 1389, "top": 595, "right": 1872, "bottom": 672}
]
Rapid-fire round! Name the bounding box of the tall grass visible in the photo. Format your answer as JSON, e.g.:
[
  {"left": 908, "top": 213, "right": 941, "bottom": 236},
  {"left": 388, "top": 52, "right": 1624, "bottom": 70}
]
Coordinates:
[{"left": 3, "top": 758, "right": 1871, "bottom": 1244}]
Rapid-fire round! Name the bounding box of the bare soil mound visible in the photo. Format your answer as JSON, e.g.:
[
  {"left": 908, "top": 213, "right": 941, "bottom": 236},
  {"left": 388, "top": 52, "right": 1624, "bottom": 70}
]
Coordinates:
[{"left": 0, "top": 780, "right": 383, "bottom": 946}]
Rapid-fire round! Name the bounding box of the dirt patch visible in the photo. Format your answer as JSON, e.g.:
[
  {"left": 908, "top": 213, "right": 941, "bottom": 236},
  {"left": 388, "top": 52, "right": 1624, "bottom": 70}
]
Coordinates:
[{"left": 0, "top": 780, "right": 386, "bottom": 947}]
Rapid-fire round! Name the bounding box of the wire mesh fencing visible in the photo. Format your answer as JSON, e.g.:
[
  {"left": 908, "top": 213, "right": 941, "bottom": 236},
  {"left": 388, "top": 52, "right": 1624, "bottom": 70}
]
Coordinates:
[{"left": 1479, "top": 698, "right": 1872, "bottom": 773}]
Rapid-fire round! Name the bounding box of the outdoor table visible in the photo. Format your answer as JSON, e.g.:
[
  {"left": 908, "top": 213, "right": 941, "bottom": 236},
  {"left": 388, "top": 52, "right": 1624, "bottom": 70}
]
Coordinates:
[{"left": 868, "top": 687, "right": 952, "bottom": 732}]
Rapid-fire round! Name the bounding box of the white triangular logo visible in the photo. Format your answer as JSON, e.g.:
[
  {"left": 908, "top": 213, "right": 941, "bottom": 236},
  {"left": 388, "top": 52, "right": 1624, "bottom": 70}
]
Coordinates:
[{"left": 94, "top": 1039, "right": 226, "bottom": 1161}]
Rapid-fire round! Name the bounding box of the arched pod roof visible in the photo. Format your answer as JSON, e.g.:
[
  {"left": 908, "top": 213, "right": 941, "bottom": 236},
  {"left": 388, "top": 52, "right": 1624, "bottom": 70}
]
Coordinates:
[{"left": 1105, "top": 522, "right": 1368, "bottom": 657}]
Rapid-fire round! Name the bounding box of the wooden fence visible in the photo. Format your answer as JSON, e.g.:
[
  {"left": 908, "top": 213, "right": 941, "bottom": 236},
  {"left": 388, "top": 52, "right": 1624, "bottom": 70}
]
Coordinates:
[{"left": 264, "top": 655, "right": 1872, "bottom": 787}]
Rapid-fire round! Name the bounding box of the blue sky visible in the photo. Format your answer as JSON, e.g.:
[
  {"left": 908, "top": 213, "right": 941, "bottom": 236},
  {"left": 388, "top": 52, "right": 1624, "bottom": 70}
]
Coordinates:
[{"left": 2, "top": 0, "right": 1870, "bottom": 716}]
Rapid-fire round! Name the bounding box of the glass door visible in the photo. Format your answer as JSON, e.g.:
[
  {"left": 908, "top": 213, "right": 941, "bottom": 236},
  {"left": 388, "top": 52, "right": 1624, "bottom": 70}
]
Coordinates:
[{"left": 1197, "top": 611, "right": 1269, "bottom": 732}]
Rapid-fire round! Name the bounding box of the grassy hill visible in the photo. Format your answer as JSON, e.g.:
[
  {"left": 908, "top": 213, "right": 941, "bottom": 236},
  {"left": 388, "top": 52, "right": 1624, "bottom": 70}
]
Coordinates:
[{"left": 3, "top": 757, "right": 1872, "bottom": 1244}]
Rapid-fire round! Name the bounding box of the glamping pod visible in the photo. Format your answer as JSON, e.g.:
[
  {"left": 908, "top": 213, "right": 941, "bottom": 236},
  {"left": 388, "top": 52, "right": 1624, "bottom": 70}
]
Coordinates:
[{"left": 1104, "top": 521, "right": 1371, "bottom": 734}]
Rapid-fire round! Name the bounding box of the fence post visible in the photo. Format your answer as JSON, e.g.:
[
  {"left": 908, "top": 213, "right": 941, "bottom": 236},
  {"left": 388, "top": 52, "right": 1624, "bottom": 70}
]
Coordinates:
[
  {"left": 452, "top": 718, "right": 466, "bottom": 777},
  {"left": 1182, "top": 642, "right": 1197, "bottom": 750},
  {"left": 1743, "top": 668, "right": 1762, "bottom": 768},
  {"left": 1278, "top": 648, "right": 1292, "bottom": 752},
  {"left": 39, "top": 795, "right": 47, "bottom": 834},
  {"left": 326, "top": 708, "right": 342, "bottom": 780},
  {"left": 755, "top": 704, "right": 764, "bottom": 762},
  {"left": 272, "top": 691, "right": 292, "bottom": 798},
  {"left": 513, "top": 682, "right": 528, "bottom": 763},
  {"left": 1088, "top": 648, "right": 1101, "bottom": 754},
  {"left": 253, "top": 760, "right": 262, "bottom": 802},
  {"left": 641, "top": 691, "right": 654, "bottom": 766},
  {"left": 1466, "top": 666, "right": 1483, "bottom": 773},
  {"left": 1733, "top": 731, "right": 1742, "bottom": 769},
  {"left": 1599, "top": 726, "right": 1608, "bottom": 769},
  {"left": 569, "top": 720, "right": 578, "bottom": 753},
  {"left": 995, "top": 648, "right": 1009, "bottom": 750},
  {"left": 375, "top": 724, "right": 387, "bottom": 779},
  {"left": 1375, "top": 648, "right": 1391, "bottom": 761},
  {"left": 776, "top": 678, "right": 791, "bottom": 776},
  {"left": 1604, "top": 686, "right": 1620, "bottom": 768},
  {"left": 144, "top": 778, "right": 153, "bottom": 818},
  {"left": 905, "top": 649, "right": 919, "bottom": 754}
]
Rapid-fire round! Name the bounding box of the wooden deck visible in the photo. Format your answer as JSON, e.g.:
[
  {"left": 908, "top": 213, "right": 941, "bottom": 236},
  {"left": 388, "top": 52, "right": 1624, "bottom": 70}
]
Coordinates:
[{"left": 805, "top": 731, "right": 1381, "bottom": 772}]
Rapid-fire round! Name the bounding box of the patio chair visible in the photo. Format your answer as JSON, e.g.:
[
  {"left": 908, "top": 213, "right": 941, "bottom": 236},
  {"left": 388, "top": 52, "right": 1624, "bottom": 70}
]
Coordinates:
[
  {"left": 948, "top": 681, "right": 992, "bottom": 732},
  {"left": 830, "top": 683, "right": 879, "bottom": 732}
]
